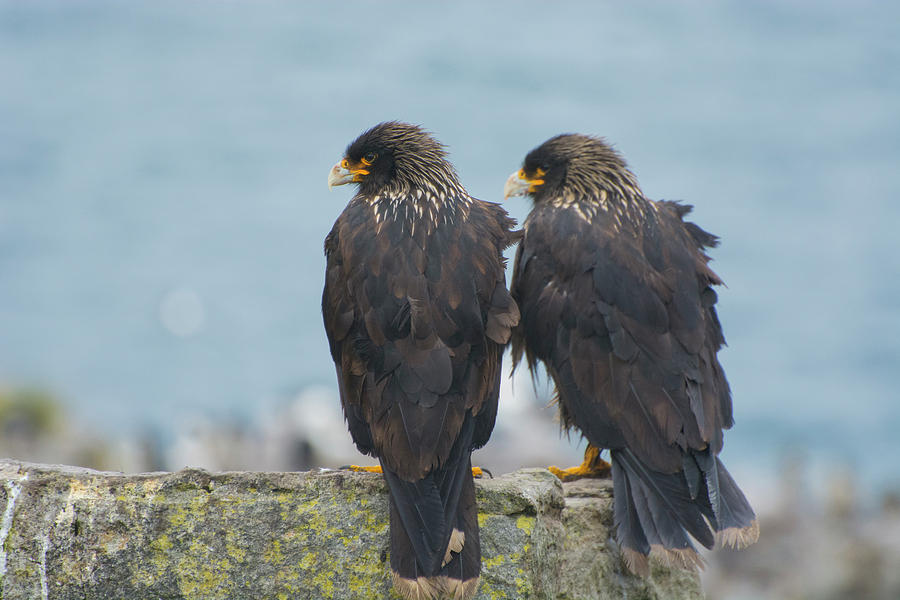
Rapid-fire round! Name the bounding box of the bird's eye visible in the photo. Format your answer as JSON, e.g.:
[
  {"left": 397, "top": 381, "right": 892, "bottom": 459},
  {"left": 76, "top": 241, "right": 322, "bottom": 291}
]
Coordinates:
[
  {"left": 361, "top": 152, "right": 377, "bottom": 166},
  {"left": 518, "top": 168, "right": 527, "bottom": 179}
]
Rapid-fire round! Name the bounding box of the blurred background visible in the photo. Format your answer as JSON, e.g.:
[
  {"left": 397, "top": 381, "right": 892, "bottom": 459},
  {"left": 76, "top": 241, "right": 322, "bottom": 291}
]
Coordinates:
[{"left": 2, "top": 1, "right": 898, "bottom": 598}]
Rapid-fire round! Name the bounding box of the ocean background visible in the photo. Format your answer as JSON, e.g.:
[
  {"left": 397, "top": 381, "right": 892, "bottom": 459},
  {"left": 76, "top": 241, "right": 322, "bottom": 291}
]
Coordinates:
[{"left": 2, "top": 0, "right": 899, "bottom": 512}]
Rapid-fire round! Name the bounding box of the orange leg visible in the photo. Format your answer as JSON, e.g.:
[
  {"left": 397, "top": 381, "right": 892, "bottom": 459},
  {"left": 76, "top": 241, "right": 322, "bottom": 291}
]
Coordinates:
[
  {"left": 548, "top": 445, "right": 611, "bottom": 481},
  {"left": 345, "top": 465, "right": 491, "bottom": 478}
]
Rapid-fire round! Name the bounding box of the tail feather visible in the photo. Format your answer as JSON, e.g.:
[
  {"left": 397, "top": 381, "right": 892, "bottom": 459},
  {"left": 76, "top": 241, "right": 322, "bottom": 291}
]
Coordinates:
[
  {"left": 615, "top": 452, "right": 704, "bottom": 575},
  {"left": 693, "top": 447, "right": 722, "bottom": 522},
  {"left": 390, "top": 496, "right": 441, "bottom": 600},
  {"left": 383, "top": 467, "right": 447, "bottom": 575},
  {"left": 711, "top": 458, "right": 759, "bottom": 548},
  {"left": 642, "top": 483, "right": 696, "bottom": 552},
  {"left": 434, "top": 419, "right": 474, "bottom": 546},
  {"left": 391, "top": 570, "right": 444, "bottom": 600},
  {"left": 615, "top": 449, "right": 715, "bottom": 548},
  {"left": 385, "top": 414, "right": 481, "bottom": 600},
  {"left": 611, "top": 447, "right": 757, "bottom": 572},
  {"left": 439, "top": 464, "right": 480, "bottom": 598},
  {"left": 612, "top": 456, "right": 650, "bottom": 556}
]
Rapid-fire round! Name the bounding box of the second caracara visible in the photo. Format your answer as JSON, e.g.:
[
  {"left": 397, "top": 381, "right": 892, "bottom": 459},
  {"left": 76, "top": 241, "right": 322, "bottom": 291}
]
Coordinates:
[
  {"left": 324, "top": 122, "right": 519, "bottom": 599},
  {"left": 505, "top": 134, "right": 758, "bottom": 572}
]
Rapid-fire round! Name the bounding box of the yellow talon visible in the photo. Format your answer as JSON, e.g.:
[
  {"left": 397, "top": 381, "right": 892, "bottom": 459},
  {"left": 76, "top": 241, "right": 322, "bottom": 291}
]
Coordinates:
[
  {"left": 472, "top": 466, "right": 493, "bottom": 478},
  {"left": 548, "top": 445, "right": 611, "bottom": 482},
  {"left": 345, "top": 465, "right": 383, "bottom": 474}
]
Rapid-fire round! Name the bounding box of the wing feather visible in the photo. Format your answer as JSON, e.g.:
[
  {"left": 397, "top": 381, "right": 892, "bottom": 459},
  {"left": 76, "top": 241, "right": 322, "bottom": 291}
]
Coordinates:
[
  {"left": 324, "top": 196, "right": 517, "bottom": 479},
  {"left": 511, "top": 201, "right": 731, "bottom": 473}
]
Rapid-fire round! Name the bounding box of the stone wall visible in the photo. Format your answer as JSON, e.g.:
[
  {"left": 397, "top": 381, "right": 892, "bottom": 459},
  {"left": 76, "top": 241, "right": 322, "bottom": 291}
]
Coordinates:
[{"left": 0, "top": 460, "right": 702, "bottom": 599}]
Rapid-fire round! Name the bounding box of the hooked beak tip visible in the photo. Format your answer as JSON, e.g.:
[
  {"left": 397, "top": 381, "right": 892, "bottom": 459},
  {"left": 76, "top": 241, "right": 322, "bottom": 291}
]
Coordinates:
[
  {"left": 503, "top": 170, "right": 531, "bottom": 201},
  {"left": 328, "top": 162, "right": 354, "bottom": 190}
]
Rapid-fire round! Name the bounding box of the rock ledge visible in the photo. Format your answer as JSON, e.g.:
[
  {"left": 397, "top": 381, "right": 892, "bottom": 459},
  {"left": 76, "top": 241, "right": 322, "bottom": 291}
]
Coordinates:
[{"left": 0, "top": 460, "right": 701, "bottom": 599}]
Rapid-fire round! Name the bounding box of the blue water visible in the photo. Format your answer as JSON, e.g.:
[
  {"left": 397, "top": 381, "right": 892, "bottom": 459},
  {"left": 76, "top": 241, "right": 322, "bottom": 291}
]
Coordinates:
[{"left": 2, "top": 1, "right": 899, "bottom": 491}]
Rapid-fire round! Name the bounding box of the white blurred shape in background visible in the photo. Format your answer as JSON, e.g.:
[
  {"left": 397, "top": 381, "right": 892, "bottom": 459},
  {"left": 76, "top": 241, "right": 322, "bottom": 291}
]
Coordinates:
[{"left": 159, "top": 287, "right": 206, "bottom": 338}]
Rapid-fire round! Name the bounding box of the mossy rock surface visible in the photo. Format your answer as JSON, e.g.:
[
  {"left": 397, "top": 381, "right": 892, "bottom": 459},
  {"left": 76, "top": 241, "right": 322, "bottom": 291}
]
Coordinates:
[{"left": 0, "top": 460, "right": 702, "bottom": 599}]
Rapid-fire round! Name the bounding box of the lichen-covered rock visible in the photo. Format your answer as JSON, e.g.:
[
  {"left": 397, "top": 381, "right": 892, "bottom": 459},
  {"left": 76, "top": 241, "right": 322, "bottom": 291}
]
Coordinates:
[
  {"left": 556, "top": 479, "right": 704, "bottom": 600},
  {"left": 0, "top": 460, "right": 701, "bottom": 599}
]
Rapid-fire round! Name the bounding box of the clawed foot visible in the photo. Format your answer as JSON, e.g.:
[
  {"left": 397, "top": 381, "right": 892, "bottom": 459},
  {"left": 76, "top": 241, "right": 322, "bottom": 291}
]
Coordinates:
[
  {"left": 548, "top": 445, "right": 611, "bottom": 482},
  {"left": 471, "top": 466, "right": 492, "bottom": 479},
  {"left": 341, "top": 465, "right": 383, "bottom": 474}
]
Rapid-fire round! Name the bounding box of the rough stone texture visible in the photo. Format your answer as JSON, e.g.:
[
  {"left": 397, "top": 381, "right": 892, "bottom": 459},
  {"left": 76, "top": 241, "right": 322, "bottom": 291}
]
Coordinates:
[{"left": 0, "top": 460, "right": 702, "bottom": 599}]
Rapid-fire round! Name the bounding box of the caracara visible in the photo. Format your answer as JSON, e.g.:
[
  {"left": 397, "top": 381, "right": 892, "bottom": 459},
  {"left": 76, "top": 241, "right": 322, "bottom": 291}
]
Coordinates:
[
  {"left": 505, "top": 134, "right": 758, "bottom": 572},
  {"left": 324, "top": 122, "right": 519, "bottom": 599}
]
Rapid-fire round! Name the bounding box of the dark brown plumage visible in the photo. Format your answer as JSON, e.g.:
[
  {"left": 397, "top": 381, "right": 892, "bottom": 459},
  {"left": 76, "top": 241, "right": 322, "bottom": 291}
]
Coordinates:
[
  {"left": 506, "top": 134, "right": 758, "bottom": 572},
  {"left": 323, "top": 122, "right": 519, "bottom": 599}
]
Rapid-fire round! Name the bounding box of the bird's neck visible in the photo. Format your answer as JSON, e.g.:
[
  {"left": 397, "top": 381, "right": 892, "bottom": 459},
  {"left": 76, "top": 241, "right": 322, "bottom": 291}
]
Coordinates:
[
  {"left": 539, "top": 187, "right": 655, "bottom": 228},
  {"left": 363, "top": 183, "right": 473, "bottom": 234}
]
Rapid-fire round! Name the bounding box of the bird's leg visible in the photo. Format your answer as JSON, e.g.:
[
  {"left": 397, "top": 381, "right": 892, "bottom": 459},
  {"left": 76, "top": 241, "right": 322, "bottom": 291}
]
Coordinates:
[
  {"left": 344, "top": 465, "right": 491, "bottom": 478},
  {"left": 548, "top": 445, "right": 611, "bottom": 481}
]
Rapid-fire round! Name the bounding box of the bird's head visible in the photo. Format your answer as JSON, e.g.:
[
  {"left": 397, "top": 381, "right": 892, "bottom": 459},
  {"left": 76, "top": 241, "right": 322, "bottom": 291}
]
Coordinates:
[
  {"left": 504, "top": 133, "right": 639, "bottom": 203},
  {"left": 328, "top": 121, "right": 460, "bottom": 197}
]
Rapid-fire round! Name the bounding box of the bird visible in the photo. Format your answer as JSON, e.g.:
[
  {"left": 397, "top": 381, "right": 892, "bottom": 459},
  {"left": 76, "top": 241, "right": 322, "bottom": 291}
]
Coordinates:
[
  {"left": 504, "top": 133, "right": 758, "bottom": 573},
  {"left": 323, "top": 121, "right": 519, "bottom": 599}
]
